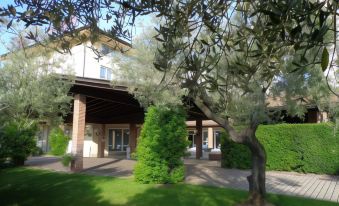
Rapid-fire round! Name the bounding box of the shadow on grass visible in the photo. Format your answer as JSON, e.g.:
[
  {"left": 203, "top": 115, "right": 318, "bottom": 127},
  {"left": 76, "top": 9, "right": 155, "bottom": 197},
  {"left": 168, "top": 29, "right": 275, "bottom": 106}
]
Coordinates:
[
  {"left": 123, "top": 183, "right": 339, "bottom": 206},
  {"left": 123, "top": 183, "right": 248, "bottom": 206},
  {"left": 1, "top": 168, "right": 338, "bottom": 206},
  {"left": 0, "top": 167, "right": 111, "bottom": 206}
]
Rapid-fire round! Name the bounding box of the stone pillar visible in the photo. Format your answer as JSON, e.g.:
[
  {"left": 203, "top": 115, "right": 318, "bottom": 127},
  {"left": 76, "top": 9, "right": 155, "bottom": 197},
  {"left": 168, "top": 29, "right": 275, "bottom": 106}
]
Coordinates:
[
  {"left": 129, "top": 124, "right": 138, "bottom": 153},
  {"left": 208, "top": 127, "right": 214, "bottom": 149},
  {"left": 71, "top": 94, "right": 86, "bottom": 172},
  {"left": 195, "top": 119, "right": 203, "bottom": 159}
]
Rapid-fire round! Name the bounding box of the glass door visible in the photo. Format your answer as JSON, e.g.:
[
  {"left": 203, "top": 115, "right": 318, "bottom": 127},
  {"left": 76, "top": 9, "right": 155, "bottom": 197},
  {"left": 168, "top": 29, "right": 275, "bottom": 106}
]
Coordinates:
[
  {"left": 113, "top": 129, "right": 123, "bottom": 151},
  {"left": 108, "top": 129, "right": 130, "bottom": 152},
  {"left": 188, "top": 131, "right": 195, "bottom": 148}
]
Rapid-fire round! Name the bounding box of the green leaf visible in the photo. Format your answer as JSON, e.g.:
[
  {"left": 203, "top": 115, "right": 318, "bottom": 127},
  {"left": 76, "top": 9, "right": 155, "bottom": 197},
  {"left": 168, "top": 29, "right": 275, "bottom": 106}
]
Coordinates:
[{"left": 321, "top": 47, "right": 329, "bottom": 72}]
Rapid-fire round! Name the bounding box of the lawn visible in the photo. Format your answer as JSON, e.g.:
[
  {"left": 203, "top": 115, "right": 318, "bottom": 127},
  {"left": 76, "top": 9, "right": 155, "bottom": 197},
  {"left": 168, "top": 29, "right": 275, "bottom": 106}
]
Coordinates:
[{"left": 0, "top": 168, "right": 337, "bottom": 206}]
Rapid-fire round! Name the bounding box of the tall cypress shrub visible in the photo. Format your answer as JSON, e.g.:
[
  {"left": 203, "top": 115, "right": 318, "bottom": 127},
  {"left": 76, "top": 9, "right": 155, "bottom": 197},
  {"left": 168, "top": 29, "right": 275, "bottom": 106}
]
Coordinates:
[{"left": 134, "top": 105, "right": 189, "bottom": 183}]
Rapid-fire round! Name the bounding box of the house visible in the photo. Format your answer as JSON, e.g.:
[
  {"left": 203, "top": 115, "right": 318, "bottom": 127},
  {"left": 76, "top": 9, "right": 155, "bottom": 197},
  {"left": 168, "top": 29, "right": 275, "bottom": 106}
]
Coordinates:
[{"left": 1, "top": 27, "right": 335, "bottom": 171}]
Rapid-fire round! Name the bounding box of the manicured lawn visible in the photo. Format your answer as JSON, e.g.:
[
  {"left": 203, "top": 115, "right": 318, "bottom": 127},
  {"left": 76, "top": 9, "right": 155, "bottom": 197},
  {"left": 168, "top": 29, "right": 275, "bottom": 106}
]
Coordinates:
[{"left": 0, "top": 168, "right": 337, "bottom": 206}]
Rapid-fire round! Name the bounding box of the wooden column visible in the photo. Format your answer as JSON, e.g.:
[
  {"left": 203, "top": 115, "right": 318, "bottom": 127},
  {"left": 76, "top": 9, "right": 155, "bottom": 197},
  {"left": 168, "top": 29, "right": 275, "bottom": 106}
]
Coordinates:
[
  {"left": 100, "top": 124, "right": 105, "bottom": 157},
  {"left": 195, "top": 119, "right": 203, "bottom": 159},
  {"left": 129, "top": 124, "right": 138, "bottom": 153},
  {"left": 97, "top": 124, "right": 105, "bottom": 158},
  {"left": 71, "top": 94, "right": 86, "bottom": 172}
]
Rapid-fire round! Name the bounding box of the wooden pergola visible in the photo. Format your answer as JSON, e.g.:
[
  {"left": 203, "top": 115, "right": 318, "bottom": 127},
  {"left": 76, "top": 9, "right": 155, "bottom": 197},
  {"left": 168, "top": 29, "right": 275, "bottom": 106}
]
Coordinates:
[{"left": 66, "top": 77, "right": 208, "bottom": 171}]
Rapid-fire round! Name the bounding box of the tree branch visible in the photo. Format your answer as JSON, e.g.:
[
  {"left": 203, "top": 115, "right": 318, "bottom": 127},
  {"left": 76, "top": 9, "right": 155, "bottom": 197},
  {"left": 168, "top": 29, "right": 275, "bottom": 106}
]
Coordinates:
[{"left": 193, "top": 90, "right": 247, "bottom": 143}]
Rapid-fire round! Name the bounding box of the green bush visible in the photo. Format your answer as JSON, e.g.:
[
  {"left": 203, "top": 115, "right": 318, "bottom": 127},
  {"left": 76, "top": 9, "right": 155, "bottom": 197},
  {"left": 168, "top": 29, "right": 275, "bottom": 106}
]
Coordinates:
[
  {"left": 221, "top": 123, "right": 339, "bottom": 175},
  {"left": 0, "top": 121, "right": 38, "bottom": 166},
  {"left": 220, "top": 131, "right": 251, "bottom": 169},
  {"left": 134, "top": 105, "right": 189, "bottom": 184},
  {"left": 32, "top": 146, "right": 44, "bottom": 156},
  {"left": 61, "top": 154, "right": 74, "bottom": 167},
  {"left": 49, "top": 128, "right": 70, "bottom": 156}
]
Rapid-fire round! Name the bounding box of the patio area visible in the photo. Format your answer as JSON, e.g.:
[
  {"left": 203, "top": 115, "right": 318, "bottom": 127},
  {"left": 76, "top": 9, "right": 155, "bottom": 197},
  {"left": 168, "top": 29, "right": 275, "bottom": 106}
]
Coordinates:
[{"left": 25, "top": 156, "right": 339, "bottom": 203}]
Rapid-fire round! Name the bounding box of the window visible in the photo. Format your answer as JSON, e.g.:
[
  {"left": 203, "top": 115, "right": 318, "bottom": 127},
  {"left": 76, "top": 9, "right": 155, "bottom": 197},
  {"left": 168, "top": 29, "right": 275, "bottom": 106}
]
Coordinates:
[
  {"left": 188, "top": 131, "right": 195, "bottom": 148},
  {"left": 203, "top": 131, "right": 208, "bottom": 150},
  {"left": 100, "top": 66, "right": 112, "bottom": 80},
  {"left": 101, "top": 44, "right": 113, "bottom": 55},
  {"left": 214, "top": 130, "right": 221, "bottom": 149},
  {"left": 108, "top": 129, "right": 130, "bottom": 152}
]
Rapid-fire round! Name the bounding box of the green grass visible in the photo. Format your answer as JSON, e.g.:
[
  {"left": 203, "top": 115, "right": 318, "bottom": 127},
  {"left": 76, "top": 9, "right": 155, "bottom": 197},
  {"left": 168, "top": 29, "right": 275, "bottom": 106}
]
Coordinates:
[{"left": 0, "top": 168, "right": 337, "bottom": 206}]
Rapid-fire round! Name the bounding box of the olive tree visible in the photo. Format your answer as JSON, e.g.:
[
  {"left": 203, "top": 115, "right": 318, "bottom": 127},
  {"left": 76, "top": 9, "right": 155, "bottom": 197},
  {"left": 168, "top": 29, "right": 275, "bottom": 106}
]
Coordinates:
[
  {"left": 1, "top": 1, "right": 338, "bottom": 205},
  {"left": 0, "top": 29, "right": 73, "bottom": 164},
  {"left": 114, "top": 22, "right": 332, "bottom": 206},
  {"left": 0, "top": 36, "right": 73, "bottom": 126}
]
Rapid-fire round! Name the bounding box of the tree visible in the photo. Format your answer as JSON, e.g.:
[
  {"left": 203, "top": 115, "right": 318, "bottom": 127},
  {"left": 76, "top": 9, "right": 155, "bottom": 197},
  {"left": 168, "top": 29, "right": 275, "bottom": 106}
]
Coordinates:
[
  {"left": 0, "top": 30, "right": 73, "bottom": 165},
  {"left": 1, "top": 1, "right": 338, "bottom": 205},
  {"left": 113, "top": 22, "right": 328, "bottom": 204},
  {"left": 0, "top": 32, "right": 73, "bottom": 126}
]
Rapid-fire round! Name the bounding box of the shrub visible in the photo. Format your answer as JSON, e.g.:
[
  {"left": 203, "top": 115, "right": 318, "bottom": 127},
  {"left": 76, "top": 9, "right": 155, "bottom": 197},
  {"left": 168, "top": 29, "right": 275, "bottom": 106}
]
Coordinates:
[
  {"left": 0, "top": 127, "right": 6, "bottom": 164},
  {"left": 0, "top": 121, "right": 38, "bottom": 166},
  {"left": 61, "top": 154, "right": 74, "bottom": 167},
  {"left": 49, "top": 128, "right": 70, "bottom": 156},
  {"left": 32, "top": 146, "right": 44, "bottom": 156},
  {"left": 220, "top": 131, "right": 251, "bottom": 169},
  {"left": 221, "top": 123, "right": 339, "bottom": 175},
  {"left": 134, "top": 105, "right": 189, "bottom": 183}
]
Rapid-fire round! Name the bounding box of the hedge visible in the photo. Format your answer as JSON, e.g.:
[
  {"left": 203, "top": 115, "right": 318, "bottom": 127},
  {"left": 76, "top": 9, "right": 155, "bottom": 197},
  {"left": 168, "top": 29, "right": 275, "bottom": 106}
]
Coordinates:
[
  {"left": 134, "top": 105, "right": 189, "bottom": 183},
  {"left": 221, "top": 123, "right": 339, "bottom": 175}
]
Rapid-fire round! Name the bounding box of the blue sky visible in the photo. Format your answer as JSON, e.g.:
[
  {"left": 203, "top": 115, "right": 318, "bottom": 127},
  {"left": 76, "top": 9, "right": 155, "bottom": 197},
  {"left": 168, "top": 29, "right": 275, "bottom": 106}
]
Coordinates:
[{"left": 0, "top": 0, "right": 152, "bottom": 55}]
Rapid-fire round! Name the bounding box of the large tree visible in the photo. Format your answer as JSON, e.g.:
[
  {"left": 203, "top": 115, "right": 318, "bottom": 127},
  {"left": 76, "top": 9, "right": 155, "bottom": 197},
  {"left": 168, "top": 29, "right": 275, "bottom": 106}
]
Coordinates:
[
  {"left": 114, "top": 23, "right": 332, "bottom": 206},
  {"left": 1, "top": 1, "right": 338, "bottom": 206},
  {"left": 0, "top": 29, "right": 74, "bottom": 126}
]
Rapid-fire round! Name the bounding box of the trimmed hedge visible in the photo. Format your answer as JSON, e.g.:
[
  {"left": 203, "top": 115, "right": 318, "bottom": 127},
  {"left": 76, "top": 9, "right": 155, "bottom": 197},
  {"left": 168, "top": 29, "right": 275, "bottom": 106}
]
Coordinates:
[
  {"left": 134, "top": 105, "right": 189, "bottom": 184},
  {"left": 221, "top": 123, "right": 339, "bottom": 175}
]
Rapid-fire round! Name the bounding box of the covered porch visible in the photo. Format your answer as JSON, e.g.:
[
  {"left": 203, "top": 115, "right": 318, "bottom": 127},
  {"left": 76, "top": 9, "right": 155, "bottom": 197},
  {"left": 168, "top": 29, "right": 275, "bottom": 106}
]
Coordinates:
[{"left": 66, "top": 77, "right": 209, "bottom": 171}]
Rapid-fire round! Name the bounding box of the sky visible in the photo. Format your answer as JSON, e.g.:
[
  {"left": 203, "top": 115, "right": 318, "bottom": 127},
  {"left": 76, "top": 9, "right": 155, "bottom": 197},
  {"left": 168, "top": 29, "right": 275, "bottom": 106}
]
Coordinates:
[{"left": 0, "top": 0, "right": 153, "bottom": 55}]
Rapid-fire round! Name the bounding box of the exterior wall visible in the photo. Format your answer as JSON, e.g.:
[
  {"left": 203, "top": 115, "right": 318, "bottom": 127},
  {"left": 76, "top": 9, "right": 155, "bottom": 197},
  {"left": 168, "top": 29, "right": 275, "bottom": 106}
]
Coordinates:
[
  {"left": 83, "top": 124, "right": 100, "bottom": 157},
  {"left": 52, "top": 41, "right": 117, "bottom": 80}
]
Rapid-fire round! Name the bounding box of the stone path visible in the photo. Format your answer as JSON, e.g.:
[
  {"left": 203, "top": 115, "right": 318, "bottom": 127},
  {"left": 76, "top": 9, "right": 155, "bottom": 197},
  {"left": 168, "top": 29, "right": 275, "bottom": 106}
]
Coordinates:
[
  {"left": 185, "top": 159, "right": 339, "bottom": 203},
  {"left": 25, "top": 157, "right": 339, "bottom": 203}
]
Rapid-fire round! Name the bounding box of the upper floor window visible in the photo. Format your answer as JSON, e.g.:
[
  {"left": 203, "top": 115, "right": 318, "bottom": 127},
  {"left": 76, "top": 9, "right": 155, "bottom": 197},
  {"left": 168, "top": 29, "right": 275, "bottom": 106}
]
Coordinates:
[
  {"left": 100, "top": 66, "right": 112, "bottom": 80},
  {"left": 101, "top": 44, "right": 113, "bottom": 55}
]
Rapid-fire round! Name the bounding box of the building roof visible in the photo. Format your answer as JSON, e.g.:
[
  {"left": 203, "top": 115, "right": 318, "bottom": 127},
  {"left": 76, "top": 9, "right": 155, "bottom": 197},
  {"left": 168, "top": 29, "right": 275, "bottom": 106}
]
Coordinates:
[
  {"left": 66, "top": 77, "right": 208, "bottom": 124},
  {"left": 0, "top": 26, "right": 131, "bottom": 59}
]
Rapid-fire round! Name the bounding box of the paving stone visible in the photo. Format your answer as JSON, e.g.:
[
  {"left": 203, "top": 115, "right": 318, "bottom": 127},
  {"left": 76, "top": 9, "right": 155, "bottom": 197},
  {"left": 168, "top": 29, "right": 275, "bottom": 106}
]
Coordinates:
[{"left": 25, "top": 157, "right": 339, "bottom": 203}]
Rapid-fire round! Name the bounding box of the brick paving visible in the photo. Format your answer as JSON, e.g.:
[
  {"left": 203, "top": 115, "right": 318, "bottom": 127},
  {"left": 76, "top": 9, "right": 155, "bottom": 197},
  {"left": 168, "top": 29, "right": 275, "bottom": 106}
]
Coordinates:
[{"left": 25, "top": 157, "right": 339, "bottom": 203}]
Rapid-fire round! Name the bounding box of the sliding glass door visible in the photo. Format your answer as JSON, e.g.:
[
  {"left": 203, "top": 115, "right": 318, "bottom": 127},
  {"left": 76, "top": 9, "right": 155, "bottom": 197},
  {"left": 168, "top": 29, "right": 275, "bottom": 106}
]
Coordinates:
[{"left": 108, "top": 129, "right": 130, "bottom": 152}]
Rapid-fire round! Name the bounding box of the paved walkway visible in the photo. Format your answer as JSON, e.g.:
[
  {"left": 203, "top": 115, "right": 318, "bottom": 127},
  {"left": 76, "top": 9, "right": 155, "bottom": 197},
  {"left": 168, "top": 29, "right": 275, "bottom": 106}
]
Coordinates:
[
  {"left": 184, "top": 159, "right": 339, "bottom": 203},
  {"left": 25, "top": 157, "right": 339, "bottom": 203}
]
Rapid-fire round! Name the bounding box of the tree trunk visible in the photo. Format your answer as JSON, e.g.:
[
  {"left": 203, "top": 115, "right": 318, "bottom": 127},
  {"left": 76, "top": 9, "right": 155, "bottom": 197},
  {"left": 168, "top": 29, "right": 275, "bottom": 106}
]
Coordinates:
[
  {"left": 192, "top": 96, "right": 271, "bottom": 205},
  {"left": 244, "top": 133, "right": 267, "bottom": 206}
]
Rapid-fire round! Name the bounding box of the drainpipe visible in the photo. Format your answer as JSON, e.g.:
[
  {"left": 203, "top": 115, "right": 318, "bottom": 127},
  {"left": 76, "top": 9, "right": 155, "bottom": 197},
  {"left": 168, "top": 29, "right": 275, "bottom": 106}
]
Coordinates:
[{"left": 83, "top": 42, "right": 86, "bottom": 77}]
